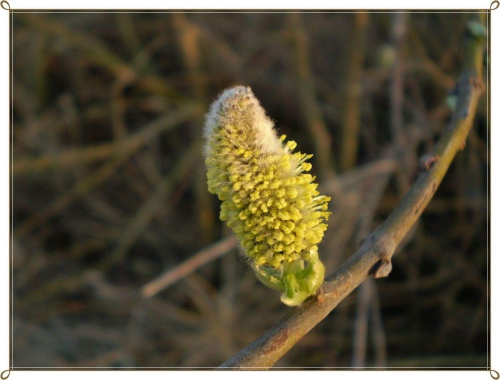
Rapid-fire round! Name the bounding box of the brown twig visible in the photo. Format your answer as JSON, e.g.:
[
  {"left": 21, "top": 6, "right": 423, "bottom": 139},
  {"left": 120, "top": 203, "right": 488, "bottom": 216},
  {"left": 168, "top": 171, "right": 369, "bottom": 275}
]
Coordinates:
[
  {"left": 390, "top": 13, "right": 409, "bottom": 142},
  {"left": 15, "top": 156, "right": 128, "bottom": 238},
  {"left": 100, "top": 142, "right": 202, "bottom": 269},
  {"left": 352, "top": 279, "right": 372, "bottom": 367},
  {"left": 389, "top": 13, "right": 414, "bottom": 197},
  {"left": 340, "top": 12, "right": 369, "bottom": 171},
  {"left": 173, "top": 13, "right": 216, "bottom": 243},
  {"left": 19, "top": 14, "right": 135, "bottom": 81},
  {"left": 370, "top": 282, "right": 387, "bottom": 367},
  {"left": 217, "top": 17, "right": 485, "bottom": 369},
  {"left": 13, "top": 103, "right": 202, "bottom": 175},
  {"left": 351, "top": 161, "right": 392, "bottom": 367},
  {"left": 289, "top": 13, "right": 335, "bottom": 179},
  {"left": 142, "top": 235, "right": 238, "bottom": 298}
]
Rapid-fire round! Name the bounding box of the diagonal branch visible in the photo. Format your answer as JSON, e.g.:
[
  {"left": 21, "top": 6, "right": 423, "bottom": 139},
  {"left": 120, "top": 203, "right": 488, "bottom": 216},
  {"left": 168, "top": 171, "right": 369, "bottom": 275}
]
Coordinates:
[
  {"left": 141, "top": 235, "right": 238, "bottom": 298},
  {"left": 218, "top": 15, "right": 485, "bottom": 369}
]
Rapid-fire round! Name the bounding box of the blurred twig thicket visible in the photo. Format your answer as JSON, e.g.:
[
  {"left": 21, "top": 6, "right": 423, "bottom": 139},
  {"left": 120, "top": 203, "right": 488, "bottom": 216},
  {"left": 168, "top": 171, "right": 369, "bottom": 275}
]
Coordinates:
[{"left": 12, "top": 12, "right": 487, "bottom": 368}]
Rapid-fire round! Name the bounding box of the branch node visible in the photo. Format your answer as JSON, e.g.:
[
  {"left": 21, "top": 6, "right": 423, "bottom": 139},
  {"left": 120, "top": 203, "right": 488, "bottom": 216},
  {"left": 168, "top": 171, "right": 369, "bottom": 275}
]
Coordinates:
[
  {"left": 419, "top": 154, "right": 438, "bottom": 171},
  {"left": 316, "top": 286, "right": 325, "bottom": 303},
  {"left": 470, "top": 76, "right": 485, "bottom": 93},
  {"left": 369, "top": 259, "right": 392, "bottom": 278}
]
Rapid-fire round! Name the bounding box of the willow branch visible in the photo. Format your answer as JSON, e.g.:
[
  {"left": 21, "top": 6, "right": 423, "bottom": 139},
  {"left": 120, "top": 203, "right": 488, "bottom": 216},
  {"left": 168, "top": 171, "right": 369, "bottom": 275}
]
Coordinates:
[{"left": 218, "top": 17, "right": 485, "bottom": 369}]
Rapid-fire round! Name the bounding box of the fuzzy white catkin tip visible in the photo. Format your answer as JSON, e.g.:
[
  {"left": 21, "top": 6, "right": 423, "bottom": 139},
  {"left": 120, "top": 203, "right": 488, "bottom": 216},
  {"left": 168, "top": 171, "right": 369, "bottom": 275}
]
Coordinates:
[{"left": 204, "top": 86, "right": 283, "bottom": 157}]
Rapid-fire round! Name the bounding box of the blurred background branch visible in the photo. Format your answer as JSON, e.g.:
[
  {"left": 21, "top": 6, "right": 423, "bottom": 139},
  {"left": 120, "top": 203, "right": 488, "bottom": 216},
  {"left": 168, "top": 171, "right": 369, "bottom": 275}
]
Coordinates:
[{"left": 340, "top": 12, "right": 369, "bottom": 171}]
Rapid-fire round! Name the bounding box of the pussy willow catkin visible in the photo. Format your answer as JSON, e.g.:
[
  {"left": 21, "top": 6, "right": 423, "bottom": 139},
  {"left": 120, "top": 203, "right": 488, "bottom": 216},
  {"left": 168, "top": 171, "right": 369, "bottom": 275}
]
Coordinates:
[{"left": 204, "top": 86, "right": 330, "bottom": 306}]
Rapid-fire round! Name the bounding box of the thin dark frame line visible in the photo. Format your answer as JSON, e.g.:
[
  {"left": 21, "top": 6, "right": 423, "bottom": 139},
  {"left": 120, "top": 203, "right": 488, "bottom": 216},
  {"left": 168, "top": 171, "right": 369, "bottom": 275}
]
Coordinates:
[
  {"left": 9, "top": 6, "right": 13, "bottom": 372},
  {"left": 9, "top": 10, "right": 492, "bottom": 13},
  {"left": 486, "top": 8, "right": 491, "bottom": 372},
  {"left": 9, "top": 366, "right": 491, "bottom": 369}
]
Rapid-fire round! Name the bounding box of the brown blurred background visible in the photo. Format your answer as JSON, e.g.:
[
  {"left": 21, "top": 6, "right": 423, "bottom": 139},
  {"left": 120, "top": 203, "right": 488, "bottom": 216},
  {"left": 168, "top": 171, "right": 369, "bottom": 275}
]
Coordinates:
[{"left": 12, "top": 11, "right": 488, "bottom": 368}]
